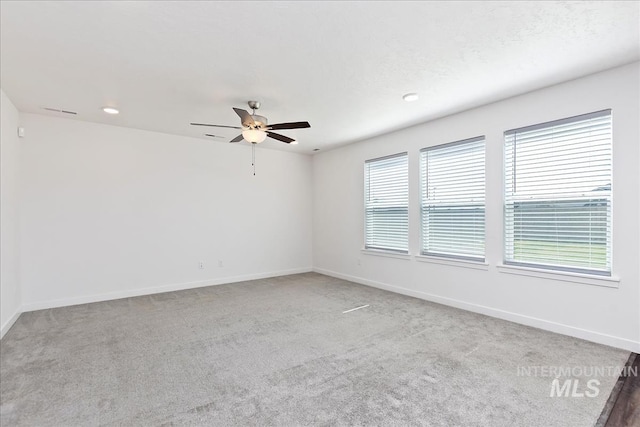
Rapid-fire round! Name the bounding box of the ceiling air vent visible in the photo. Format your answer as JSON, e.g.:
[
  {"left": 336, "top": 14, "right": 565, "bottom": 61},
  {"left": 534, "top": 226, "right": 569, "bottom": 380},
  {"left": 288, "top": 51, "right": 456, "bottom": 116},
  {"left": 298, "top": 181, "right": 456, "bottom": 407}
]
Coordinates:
[{"left": 42, "top": 107, "right": 77, "bottom": 115}]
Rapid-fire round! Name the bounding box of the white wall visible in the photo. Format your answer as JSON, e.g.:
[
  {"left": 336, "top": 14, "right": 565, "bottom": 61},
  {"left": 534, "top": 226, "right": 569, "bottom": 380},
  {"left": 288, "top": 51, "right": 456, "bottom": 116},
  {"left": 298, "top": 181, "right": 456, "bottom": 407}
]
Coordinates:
[
  {"left": 1, "top": 90, "right": 22, "bottom": 337},
  {"left": 18, "top": 114, "right": 313, "bottom": 310},
  {"left": 313, "top": 62, "right": 640, "bottom": 352}
]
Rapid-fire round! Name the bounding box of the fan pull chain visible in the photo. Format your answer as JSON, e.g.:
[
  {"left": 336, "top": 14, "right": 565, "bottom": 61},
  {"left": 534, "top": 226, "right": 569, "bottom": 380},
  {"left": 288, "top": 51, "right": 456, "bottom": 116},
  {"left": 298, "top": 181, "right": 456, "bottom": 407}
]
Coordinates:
[{"left": 252, "top": 143, "right": 256, "bottom": 176}]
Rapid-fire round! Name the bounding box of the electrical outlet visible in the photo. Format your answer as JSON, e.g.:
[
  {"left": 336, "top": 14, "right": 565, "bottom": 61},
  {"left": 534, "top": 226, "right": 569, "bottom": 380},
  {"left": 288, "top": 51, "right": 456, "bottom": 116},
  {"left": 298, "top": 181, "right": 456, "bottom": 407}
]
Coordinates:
[
  {"left": 218, "top": 260, "right": 223, "bottom": 268},
  {"left": 198, "top": 261, "right": 204, "bottom": 269}
]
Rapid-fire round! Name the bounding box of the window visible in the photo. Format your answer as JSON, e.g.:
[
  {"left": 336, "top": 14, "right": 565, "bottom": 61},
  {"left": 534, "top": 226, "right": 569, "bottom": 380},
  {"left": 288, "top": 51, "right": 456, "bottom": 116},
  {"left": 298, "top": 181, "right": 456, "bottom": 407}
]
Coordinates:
[
  {"left": 364, "top": 153, "right": 408, "bottom": 253},
  {"left": 504, "top": 110, "right": 612, "bottom": 276},
  {"left": 420, "top": 137, "right": 486, "bottom": 260}
]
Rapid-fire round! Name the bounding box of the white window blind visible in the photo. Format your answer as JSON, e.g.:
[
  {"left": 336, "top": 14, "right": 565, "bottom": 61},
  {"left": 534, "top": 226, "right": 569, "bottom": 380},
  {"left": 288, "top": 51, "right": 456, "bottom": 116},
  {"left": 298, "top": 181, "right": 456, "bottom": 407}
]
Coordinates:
[
  {"left": 504, "top": 110, "right": 612, "bottom": 275},
  {"left": 420, "top": 137, "right": 485, "bottom": 260},
  {"left": 364, "top": 153, "right": 408, "bottom": 253}
]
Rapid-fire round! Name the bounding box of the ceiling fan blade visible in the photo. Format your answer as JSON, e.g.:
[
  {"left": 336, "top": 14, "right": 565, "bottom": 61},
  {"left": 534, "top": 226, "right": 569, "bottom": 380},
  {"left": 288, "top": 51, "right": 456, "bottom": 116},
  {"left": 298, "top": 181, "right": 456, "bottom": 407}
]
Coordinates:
[
  {"left": 190, "top": 122, "right": 242, "bottom": 129},
  {"left": 232, "top": 108, "right": 255, "bottom": 127},
  {"left": 205, "top": 134, "right": 224, "bottom": 138},
  {"left": 267, "top": 121, "right": 311, "bottom": 130},
  {"left": 266, "top": 131, "right": 295, "bottom": 144},
  {"left": 229, "top": 134, "right": 244, "bottom": 143}
]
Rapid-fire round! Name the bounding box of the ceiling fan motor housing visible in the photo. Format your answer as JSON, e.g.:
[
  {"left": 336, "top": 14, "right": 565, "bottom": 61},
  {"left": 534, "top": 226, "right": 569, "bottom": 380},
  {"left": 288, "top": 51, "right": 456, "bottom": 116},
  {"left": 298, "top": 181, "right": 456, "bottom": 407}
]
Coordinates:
[{"left": 249, "top": 115, "right": 268, "bottom": 130}]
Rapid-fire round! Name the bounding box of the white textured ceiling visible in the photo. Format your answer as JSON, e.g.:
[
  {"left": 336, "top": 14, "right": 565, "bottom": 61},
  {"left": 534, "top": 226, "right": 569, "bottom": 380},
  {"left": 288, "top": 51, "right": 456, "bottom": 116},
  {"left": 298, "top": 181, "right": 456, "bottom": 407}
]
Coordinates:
[{"left": 1, "top": 1, "right": 638, "bottom": 153}]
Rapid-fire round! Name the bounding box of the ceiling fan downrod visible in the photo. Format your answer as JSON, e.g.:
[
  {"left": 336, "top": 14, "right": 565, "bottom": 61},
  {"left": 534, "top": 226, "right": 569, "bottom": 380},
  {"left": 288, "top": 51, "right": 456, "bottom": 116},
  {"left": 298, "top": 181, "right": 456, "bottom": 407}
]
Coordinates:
[{"left": 248, "top": 100, "right": 260, "bottom": 115}]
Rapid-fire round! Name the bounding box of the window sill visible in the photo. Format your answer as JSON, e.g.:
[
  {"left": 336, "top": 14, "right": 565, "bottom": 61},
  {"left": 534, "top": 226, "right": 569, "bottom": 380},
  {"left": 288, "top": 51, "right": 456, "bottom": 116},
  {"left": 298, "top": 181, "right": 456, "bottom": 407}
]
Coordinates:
[
  {"left": 415, "top": 255, "right": 489, "bottom": 270},
  {"left": 496, "top": 264, "right": 620, "bottom": 288},
  {"left": 361, "top": 249, "right": 411, "bottom": 260}
]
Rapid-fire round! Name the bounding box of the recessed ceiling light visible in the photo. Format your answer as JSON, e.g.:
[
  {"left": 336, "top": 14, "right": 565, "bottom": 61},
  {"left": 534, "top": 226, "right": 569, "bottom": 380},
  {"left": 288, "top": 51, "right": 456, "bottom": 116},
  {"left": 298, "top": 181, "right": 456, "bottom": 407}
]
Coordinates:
[
  {"left": 402, "top": 93, "right": 419, "bottom": 102},
  {"left": 290, "top": 140, "right": 299, "bottom": 145},
  {"left": 102, "top": 107, "right": 119, "bottom": 114}
]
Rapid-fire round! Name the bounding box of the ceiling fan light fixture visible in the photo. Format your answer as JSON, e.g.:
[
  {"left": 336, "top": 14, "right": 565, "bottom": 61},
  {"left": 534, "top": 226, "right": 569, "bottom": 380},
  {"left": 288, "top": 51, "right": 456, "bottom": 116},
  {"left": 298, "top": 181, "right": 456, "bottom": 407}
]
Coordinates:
[{"left": 242, "top": 129, "right": 267, "bottom": 144}]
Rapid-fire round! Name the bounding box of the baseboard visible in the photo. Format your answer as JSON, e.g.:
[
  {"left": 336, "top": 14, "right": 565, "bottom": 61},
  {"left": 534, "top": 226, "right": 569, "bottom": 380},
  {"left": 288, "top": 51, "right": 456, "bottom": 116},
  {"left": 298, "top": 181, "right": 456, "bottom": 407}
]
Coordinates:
[
  {"left": 21, "top": 267, "right": 313, "bottom": 312},
  {"left": 313, "top": 267, "right": 640, "bottom": 353},
  {"left": 0, "top": 309, "right": 22, "bottom": 340}
]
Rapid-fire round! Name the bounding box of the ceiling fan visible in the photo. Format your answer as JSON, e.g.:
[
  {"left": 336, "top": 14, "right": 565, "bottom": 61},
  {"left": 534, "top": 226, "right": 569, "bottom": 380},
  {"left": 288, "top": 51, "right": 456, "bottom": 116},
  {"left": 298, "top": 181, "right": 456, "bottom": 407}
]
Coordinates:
[{"left": 191, "top": 101, "right": 311, "bottom": 145}]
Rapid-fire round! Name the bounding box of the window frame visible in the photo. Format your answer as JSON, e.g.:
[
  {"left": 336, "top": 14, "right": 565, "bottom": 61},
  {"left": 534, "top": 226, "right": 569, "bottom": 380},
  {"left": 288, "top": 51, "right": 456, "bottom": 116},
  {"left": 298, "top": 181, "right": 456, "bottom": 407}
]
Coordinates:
[
  {"left": 502, "top": 109, "right": 613, "bottom": 277},
  {"left": 419, "top": 136, "right": 486, "bottom": 262},
  {"left": 363, "top": 152, "right": 409, "bottom": 254}
]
